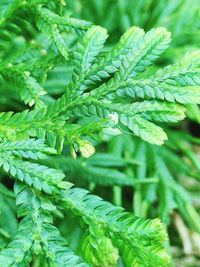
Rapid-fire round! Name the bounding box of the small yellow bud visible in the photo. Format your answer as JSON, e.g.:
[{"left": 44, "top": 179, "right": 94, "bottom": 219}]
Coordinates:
[{"left": 79, "top": 141, "right": 95, "bottom": 158}]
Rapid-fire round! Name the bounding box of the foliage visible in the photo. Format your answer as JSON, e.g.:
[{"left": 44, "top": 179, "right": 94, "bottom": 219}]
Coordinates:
[{"left": 0, "top": 1, "right": 200, "bottom": 266}]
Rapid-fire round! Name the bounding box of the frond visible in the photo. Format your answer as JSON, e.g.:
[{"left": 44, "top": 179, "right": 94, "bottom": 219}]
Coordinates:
[
  {"left": 0, "top": 184, "right": 89, "bottom": 267},
  {"left": 36, "top": 7, "right": 92, "bottom": 60},
  {"left": 105, "top": 79, "right": 200, "bottom": 104},
  {"left": 51, "top": 156, "right": 135, "bottom": 187},
  {"left": 116, "top": 27, "right": 171, "bottom": 80},
  {"left": 61, "top": 187, "right": 170, "bottom": 267},
  {"left": 70, "top": 26, "right": 108, "bottom": 97},
  {"left": 2, "top": 69, "right": 46, "bottom": 107},
  {"left": 0, "top": 139, "right": 71, "bottom": 193},
  {"left": 81, "top": 227, "right": 119, "bottom": 267},
  {"left": 67, "top": 100, "right": 168, "bottom": 144},
  {"left": 81, "top": 26, "right": 145, "bottom": 89}
]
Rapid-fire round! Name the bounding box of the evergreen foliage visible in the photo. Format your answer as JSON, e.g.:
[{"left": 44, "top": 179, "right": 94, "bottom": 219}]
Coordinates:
[{"left": 0, "top": 1, "right": 200, "bottom": 266}]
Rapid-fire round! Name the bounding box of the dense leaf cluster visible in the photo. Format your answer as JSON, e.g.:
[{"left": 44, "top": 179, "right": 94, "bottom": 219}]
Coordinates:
[{"left": 0, "top": 1, "right": 200, "bottom": 266}]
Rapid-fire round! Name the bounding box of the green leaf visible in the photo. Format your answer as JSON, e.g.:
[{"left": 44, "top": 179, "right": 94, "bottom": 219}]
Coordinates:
[{"left": 61, "top": 187, "right": 169, "bottom": 267}]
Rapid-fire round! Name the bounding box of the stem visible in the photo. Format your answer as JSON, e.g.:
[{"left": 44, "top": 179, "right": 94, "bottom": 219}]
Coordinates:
[
  {"left": 113, "top": 186, "right": 122, "bottom": 206},
  {"left": 0, "top": 183, "right": 15, "bottom": 199}
]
